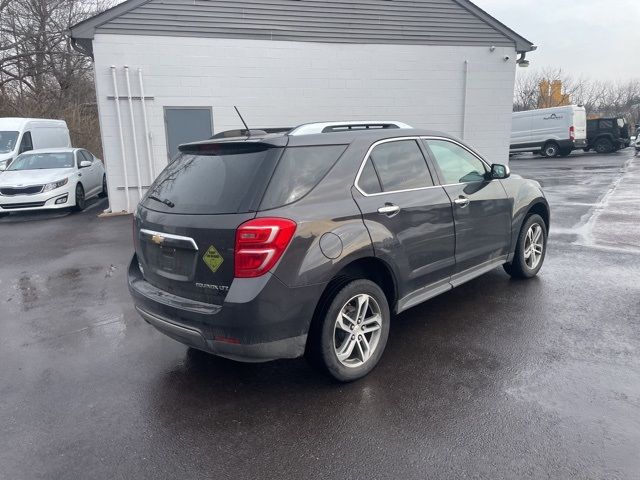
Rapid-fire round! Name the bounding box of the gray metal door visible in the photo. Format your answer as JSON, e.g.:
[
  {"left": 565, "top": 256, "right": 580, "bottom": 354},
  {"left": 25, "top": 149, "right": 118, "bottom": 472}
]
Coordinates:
[{"left": 164, "top": 107, "right": 213, "bottom": 161}]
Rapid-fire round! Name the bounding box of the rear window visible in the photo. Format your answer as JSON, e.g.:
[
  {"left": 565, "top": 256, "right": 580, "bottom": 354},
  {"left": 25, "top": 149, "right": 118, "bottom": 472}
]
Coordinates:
[
  {"left": 259, "top": 145, "right": 346, "bottom": 210},
  {"left": 142, "top": 145, "right": 281, "bottom": 214}
]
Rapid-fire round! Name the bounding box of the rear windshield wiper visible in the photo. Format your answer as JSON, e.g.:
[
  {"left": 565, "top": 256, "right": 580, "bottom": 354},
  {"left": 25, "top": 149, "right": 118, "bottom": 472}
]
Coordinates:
[{"left": 147, "top": 195, "right": 175, "bottom": 208}]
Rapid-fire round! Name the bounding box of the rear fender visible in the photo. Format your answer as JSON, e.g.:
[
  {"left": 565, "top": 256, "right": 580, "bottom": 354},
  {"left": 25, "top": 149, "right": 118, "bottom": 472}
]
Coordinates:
[{"left": 272, "top": 218, "right": 375, "bottom": 287}]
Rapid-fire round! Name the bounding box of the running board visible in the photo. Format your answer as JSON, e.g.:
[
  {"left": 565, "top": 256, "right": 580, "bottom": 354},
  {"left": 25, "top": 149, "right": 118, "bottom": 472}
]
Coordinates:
[{"left": 396, "top": 256, "right": 507, "bottom": 314}]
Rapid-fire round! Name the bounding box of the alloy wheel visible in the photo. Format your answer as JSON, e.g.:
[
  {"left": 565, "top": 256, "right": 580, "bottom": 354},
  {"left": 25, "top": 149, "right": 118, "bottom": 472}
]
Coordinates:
[
  {"left": 524, "top": 223, "right": 544, "bottom": 269},
  {"left": 333, "top": 294, "right": 383, "bottom": 368}
]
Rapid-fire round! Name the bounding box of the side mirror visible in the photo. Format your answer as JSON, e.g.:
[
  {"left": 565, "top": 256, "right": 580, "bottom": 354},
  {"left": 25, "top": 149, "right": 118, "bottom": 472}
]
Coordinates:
[
  {"left": 490, "top": 163, "right": 510, "bottom": 179},
  {"left": 79, "top": 160, "right": 92, "bottom": 168},
  {"left": 0, "top": 164, "right": 6, "bottom": 172}
]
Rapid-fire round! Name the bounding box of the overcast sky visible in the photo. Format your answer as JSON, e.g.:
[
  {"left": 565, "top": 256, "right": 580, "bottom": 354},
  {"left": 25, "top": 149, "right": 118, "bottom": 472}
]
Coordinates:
[{"left": 474, "top": 0, "right": 640, "bottom": 81}]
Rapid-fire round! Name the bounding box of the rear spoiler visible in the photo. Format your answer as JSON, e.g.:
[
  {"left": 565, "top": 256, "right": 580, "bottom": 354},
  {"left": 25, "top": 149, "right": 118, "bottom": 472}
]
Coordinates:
[{"left": 178, "top": 139, "right": 286, "bottom": 155}]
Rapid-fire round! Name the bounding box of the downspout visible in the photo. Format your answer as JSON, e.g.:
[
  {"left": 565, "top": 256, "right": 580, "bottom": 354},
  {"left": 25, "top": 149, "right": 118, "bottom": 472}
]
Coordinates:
[
  {"left": 124, "top": 66, "right": 143, "bottom": 202},
  {"left": 110, "top": 66, "right": 130, "bottom": 212},
  {"left": 461, "top": 60, "right": 469, "bottom": 140},
  {"left": 138, "top": 68, "right": 155, "bottom": 182}
]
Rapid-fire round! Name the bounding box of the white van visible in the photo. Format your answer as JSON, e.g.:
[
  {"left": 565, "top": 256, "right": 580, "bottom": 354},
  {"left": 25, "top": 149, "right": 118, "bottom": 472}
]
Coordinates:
[
  {"left": 0, "top": 118, "right": 71, "bottom": 169},
  {"left": 510, "top": 105, "right": 587, "bottom": 157}
]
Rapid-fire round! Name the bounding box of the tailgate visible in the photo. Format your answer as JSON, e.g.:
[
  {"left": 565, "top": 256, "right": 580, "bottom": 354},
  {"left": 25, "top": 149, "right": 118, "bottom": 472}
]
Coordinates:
[{"left": 135, "top": 210, "right": 255, "bottom": 304}]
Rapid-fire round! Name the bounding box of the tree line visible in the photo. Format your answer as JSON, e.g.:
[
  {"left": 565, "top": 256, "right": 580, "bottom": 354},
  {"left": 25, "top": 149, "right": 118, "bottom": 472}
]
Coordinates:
[{"left": 515, "top": 68, "right": 640, "bottom": 127}]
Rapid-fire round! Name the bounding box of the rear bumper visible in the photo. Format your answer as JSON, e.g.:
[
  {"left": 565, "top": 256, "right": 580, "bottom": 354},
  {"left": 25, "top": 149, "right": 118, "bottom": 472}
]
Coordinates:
[
  {"left": 128, "top": 255, "right": 322, "bottom": 362},
  {"left": 557, "top": 138, "right": 586, "bottom": 149}
]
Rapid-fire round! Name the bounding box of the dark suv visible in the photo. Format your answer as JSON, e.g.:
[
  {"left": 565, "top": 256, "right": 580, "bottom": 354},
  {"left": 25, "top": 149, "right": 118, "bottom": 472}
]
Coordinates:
[
  {"left": 585, "top": 117, "right": 630, "bottom": 153},
  {"left": 129, "top": 121, "right": 549, "bottom": 381}
]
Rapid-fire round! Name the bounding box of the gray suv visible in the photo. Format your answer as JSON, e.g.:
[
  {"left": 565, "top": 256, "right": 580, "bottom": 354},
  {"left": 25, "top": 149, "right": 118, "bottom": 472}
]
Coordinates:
[{"left": 129, "top": 121, "right": 549, "bottom": 381}]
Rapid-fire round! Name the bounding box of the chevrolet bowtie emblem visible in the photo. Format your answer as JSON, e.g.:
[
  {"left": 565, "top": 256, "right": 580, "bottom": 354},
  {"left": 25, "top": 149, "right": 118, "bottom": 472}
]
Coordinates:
[{"left": 151, "top": 234, "right": 165, "bottom": 245}]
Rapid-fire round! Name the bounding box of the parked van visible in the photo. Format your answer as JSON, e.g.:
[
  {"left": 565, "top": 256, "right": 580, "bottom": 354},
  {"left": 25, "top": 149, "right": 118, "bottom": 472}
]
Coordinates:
[
  {"left": 0, "top": 118, "right": 71, "bottom": 169},
  {"left": 510, "top": 105, "right": 587, "bottom": 157}
]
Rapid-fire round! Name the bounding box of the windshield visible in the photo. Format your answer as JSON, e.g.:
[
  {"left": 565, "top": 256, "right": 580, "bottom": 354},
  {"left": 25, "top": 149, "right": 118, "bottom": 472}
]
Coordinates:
[
  {"left": 8, "top": 152, "right": 74, "bottom": 171},
  {"left": 0, "top": 131, "right": 19, "bottom": 154}
]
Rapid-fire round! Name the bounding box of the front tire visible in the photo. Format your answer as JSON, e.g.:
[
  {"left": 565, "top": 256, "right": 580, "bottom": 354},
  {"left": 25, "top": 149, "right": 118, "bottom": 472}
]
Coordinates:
[
  {"left": 504, "top": 214, "right": 547, "bottom": 279},
  {"left": 73, "top": 184, "right": 86, "bottom": 212},
  {"left": 307, "top": 279, "right": 390, "bottom": 382}
]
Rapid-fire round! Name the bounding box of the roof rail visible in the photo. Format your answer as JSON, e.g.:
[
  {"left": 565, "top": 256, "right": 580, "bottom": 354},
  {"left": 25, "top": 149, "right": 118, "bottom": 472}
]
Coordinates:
[{"left": 288, "top": 121, "right": 412, "bottom": 136}]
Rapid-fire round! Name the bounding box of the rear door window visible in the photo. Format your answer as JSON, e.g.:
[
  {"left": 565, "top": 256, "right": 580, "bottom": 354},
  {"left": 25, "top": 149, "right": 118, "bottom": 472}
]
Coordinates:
[
  {"left": 358, "top": 159, "right": 383, "bottom": 194},
  {"left": 259, "top": 145, "right": 346, "bottom": 209},
  {"left": 142, "top": 145, "right": 282, "bottom": 214},
  {"left": 357, "top": 139, "right": 433, "bottom": 194}
]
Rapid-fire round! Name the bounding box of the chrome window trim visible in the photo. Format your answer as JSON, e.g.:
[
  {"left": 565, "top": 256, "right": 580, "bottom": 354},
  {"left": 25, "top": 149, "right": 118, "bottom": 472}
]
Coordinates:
[
  {"left": 354, "top": 136, "right": 438, "bottom": 197},
  {"left": 139, "top": 228, "right": 199, "bottom": 250},
  {"left": 354, "top": 136, "right": 493, "bottom": 197}
]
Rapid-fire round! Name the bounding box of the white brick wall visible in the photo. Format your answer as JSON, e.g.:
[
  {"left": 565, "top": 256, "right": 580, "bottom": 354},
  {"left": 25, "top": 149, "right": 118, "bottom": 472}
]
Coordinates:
[{"left": 91, "top": 34, "right": 517, "bottom": 213}]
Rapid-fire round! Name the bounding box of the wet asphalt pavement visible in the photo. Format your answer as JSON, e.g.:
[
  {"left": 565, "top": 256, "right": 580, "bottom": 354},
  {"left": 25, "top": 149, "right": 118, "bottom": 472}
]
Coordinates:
[{"left": 1, "top": 150, "right": 639, "bottom": 479}]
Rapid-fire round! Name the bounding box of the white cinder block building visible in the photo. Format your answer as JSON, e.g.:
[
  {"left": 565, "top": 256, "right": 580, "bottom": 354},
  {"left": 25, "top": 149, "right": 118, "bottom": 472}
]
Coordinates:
[{"left": 70, "top": 0, "right": 534, "bottom": 213}]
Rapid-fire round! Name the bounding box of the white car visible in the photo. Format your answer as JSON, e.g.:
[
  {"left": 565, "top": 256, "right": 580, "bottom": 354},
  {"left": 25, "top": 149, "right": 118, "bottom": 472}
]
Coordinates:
[{"left": 0, "top": 148, "right": 106, "bottom": 215}]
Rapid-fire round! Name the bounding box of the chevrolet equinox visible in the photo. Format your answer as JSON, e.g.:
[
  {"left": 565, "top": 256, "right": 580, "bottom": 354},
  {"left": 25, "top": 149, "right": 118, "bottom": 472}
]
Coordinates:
[{"left": 129, "top": 121, "right": 549, "bottom": 381}]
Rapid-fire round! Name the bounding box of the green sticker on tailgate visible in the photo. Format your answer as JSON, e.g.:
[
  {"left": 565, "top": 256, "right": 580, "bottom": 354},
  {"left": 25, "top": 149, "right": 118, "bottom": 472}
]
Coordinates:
[{"left": 203, "top": 245, "right": 224, "bottom": 273}]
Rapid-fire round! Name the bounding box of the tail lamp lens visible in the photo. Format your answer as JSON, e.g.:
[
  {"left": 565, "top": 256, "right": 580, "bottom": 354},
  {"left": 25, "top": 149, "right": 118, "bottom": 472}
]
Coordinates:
[
  {"left": 569, "top": 126, "right": 575, "bottom": 140},
  {"left": 234, "top": 218, "right": 297, "bottom": 278}
]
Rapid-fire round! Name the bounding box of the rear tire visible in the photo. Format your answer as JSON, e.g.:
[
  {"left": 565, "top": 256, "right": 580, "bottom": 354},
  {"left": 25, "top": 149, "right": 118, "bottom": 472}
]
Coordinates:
[
  {"left": 306, "top": 279, "right": 390, "bottom": 382},
  {"left": 73, "top": 184, "right": 85, "bottom": 212},
  {"left": 594, "top": 138, "right": 613, "bottom": 154},
  {"left": 541, "top": 142, "right": 559, "bottom": 158},
  {"left": 504, "top": 214, "right": 547, "bottom": 279},
  {"left": 559, "top": 148, "right": 572, "bottom": 157}
]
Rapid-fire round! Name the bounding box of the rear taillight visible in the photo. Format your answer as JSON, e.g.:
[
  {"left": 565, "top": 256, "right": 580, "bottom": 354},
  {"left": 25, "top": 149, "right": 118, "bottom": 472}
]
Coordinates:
[
  {"left": 234, "top": 218, "right": 297, "bottom": 278},
  {"left": 569, "top": 126, "right": 575, "bottom": 141}
]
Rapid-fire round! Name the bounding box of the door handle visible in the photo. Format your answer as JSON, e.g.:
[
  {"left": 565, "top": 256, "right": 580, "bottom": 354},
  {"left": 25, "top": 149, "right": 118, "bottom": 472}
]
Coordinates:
[
  {"left": 454, "top": 196, "right": 470, "bottom": 208},
  {"left": 378, "top": 204, "right": 401, "bottom": 216}
]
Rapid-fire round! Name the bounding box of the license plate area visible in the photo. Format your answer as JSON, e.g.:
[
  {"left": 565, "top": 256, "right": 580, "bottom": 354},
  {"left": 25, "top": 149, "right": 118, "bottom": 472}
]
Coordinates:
[
  {"left": 139, "top": 229, "right": 199, "bottom": 282},
  {"left": 142, "top": 243, "right": 197, "bottom": 281}
]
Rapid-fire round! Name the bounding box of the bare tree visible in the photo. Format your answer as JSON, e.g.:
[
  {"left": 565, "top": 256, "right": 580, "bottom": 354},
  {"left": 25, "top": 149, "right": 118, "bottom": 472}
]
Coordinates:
[{"left": 0, "top": 0, "right": 114, "bottom": 156}]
